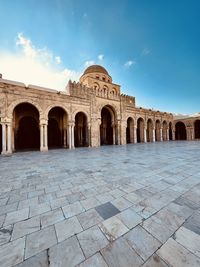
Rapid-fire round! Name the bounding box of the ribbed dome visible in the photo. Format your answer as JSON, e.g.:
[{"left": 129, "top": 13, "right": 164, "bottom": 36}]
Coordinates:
[{"left": 83, "top": 65, "right": 109, "bottom": 75}]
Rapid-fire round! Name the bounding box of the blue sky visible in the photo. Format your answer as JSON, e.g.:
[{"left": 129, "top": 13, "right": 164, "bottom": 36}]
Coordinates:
[{"left": 0, "top": 0, "right": 199, "bottom": 114}]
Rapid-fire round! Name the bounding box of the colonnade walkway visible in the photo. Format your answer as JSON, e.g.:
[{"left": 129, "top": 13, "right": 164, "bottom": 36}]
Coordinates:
[{"left": 0, "top": 141, "right": 200, "bottom": 267}]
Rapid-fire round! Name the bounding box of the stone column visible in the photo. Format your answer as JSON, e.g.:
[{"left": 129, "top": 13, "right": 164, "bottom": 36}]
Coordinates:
[
  {"left": 117, "top": 122, "right": 121, "bottom": 145},
  {"left": 160, "top": 128, "right": 163, "bottom": 141},
  {"left": 44, "top": 124, "right": 48, "bottom": 151},
  {"left": 1, "top": 124, "right": 7, "bottom": 154},
  {"left": 172, "top": 130, "right": 175, "bottom": 141},
  {"left": 40, "top": 124, "right": 44, "bottom": 151},
  {"left": 87, "top": 123, "right": 91, "bottom": 147},
  {"left": 71, "top": 123, "right": 75, "bottom": 149},
  {"left": 152, "top": 128, "right": 156, "bottom": 142},
  {"left": 68, "top": 124, "right": 72, "bottom": 149},
  {"left": 167, "top": 128, "right": 169, "bottom": 141},
  {"left": 112, "top": 123, "right": 116, "bottom": 145},
  {"left": 144, "top": 127, "right": 147, "bottom": 143},
  {"left": 63, "top": 127, "right": 67, "bottom": 148},
  {"left": 7, "top": 124, "right": 12, "bottom": 154},
  {"left": 134, "top": 126, "right": 137, "bottom": 144}
]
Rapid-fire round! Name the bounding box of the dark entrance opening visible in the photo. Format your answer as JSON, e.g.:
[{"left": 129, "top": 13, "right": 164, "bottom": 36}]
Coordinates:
[
  {"left": 14, "top": 103, "right": 40, "bottom": 151},
  {"left": 169, "top": 122, "right": 173, "bottom": 140},
  {"left": 0, "top": 124, "right": 2, "bottom": 153},
  {"left": 175, "top": 122, "right": 186, "bottom": 140},
  {"left": 48, "top": 107, "right": 67, "bottom": 149},
  {"left": 126, "top": 117, "right": 134, "bottom": 144},
  {"left": 155, "top": 120, "right": 161, "bottom": 141},
  {"left": 100, "top": 107, "right": 113, "bottom": 145},
  {"left": 137, "top": 118, "right": 144, "bottom": 143},
  {"left": 16, "top": 117, "right": 40, "bottom": 150},
  {"left": 147, "top": 119, "right": 153, "bottom": 142},
  {"left": 75, "top": 112, "right": 88, "bottom": 147},
  {"left": 194, "top": 120, "right": 200, "bottom": 139},
  {"left": 48, "top": 118, "right": 62, "bottom": 148}
]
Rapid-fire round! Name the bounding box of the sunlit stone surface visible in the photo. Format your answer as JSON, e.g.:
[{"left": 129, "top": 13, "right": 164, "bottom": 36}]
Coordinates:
[{"left": 0, "top": 141, "right": 200, "bottom": 266}]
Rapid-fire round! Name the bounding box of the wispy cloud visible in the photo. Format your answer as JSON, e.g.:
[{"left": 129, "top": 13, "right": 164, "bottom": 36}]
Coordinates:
[
  {"left": 0, "top": 33, "right": 79, "bottom": 90},
  {"left": 124, "top": 60, "right": 136, "bottom": 68},
  {"left": 98, "top": 54, "right": 104, "bottom": 61},
  {"left": 142, "top": 48, "right": 150, "bottom": 56},
  {"left": 84, "top": 60, "right": 95, "bottom": 67}
]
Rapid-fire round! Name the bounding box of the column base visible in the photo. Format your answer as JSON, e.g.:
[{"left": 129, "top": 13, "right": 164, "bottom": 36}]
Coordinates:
[
  {"left": 40, "top": 147, "right": 48, "bottom": 152},
  {"left": 1, "top": 151, "right": 12, "bottom": 156}
]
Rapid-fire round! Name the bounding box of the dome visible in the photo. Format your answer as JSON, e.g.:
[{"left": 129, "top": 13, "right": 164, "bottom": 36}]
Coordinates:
[{"left": 83, "top": 65, "right": 109, "bottom": 76}]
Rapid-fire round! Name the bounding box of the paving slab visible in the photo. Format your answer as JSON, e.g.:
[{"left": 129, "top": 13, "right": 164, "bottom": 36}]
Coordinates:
[
  {"left": 40, "top": 208, "right": 65, "bottom": 228},
  {"left": 0, "top": 237, "right": 25, "bottom": 267},
  {"left": 157, "top": 237, "right": 200, "bottom": 267},
  {"left": 141, "top": 254, "right": 169, "bottom": 267},
  {"left": 95, "top": 202, "right": 120, "bottom": 220},
  {"left": 124, "top": 225, "right": 162, "bottom": 261},
  {"left": 116, "top": 207, "right": 143, "bottom": 229},
  {"left": 15, "top": 251, "right": 48, "bottom": 267},
  {"left": 55, "top": 216, "right": 83, "bottom": 242},
  {"left": 49, "top": 236, "right": 85, "bottom": 267},
  {"left": 77, "top": 208, "right": 103, "bottom": 229},
  {"left": 78, "top": 253, "right": 108, "bottom": 267},
  {"left": 77, "top": 226, "right": 109, "bottom": 258},
  {"left": 11, "top": 216, "right": 40, "bottom": 240},
  {"left": 99, "top": 216, "right": 129, "bottom": 241},
  {"left": 62, "top": 201, "right": 85, "bottom": 218},
  {"left": 101, "top": 237, "right": 144, "bottom": 267},
  {"left": 174, "top": 226, "right": 200, "bottom": 258},
  {"left": 25, "top": 226, "right": 57, "bottom": 259}
]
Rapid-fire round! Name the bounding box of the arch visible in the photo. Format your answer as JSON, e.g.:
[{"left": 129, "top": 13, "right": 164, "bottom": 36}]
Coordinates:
[
  {"left": 74, "top": 112, "right": 88, "bottom": 147},
  {"left": 137, "top": 117, "right": 144, "bottom": 143},
  {"left": 147, "top": 118, "right": 153, "bottom": 142},
  {"left": 44, "top": 104, "right": 69, "bottom": 120},
  {"left": 8, "top": 99, "right": 43, "bottom": 119},
  {"left": 162, "top": 120, "right": 168, "bottom": 141},
  {"left": 0, "top": 124, "right": 2, "bottom": 153},
  {"left": 100, "top": 105, "right": 116, "bottom": 145},
  {"left": 126, "top": 117, "right": 134, "bottom": 144},
  {"left": 169, "top": 122, "right": 173, "bottom": 140},
  {"left": 13, "top": 103, "right": 40, "bottom": 151},
  {"left": 175, "top": 121, "right": 187, "bottom": 140},
  {"left": 194, "top": 120, "right": 200, "bottom": 139},
  {"left": 48, "top": 106, "right": 68, "bottom": 149},
  {"left": 155, "top": 120, "right": 161, "bottom": 141}
]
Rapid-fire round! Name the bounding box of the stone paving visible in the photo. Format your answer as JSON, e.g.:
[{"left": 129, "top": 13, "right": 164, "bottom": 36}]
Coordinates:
[{"left": 0, "top": 141, "right": 200, "bottom": 267}]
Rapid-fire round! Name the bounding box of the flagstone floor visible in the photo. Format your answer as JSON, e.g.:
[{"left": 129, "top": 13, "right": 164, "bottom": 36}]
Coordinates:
[{"left": 0, "top": 141, "right": 200, "bottom": 267}]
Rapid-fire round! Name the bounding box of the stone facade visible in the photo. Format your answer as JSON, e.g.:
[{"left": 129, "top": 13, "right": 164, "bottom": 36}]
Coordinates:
[
  {"left": 174, "top": 116, "right": 200, "bottom": 141},
  {"left": 0, "top": 65, "right": 174, "bottom": 155}
]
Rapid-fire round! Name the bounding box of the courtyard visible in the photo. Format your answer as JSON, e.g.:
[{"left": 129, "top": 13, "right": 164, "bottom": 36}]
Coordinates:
[{"left": 0, "top": 141, "right": 200, "bottom": 267}]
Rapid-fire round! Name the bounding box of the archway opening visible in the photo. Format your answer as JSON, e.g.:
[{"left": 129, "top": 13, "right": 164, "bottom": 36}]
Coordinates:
[
  {"left": 100, "top": 106, "right": 114, "bottom": 145},
  {"left": 126, "top": 117, "right": 134, "bottom": 144},
  {"left": 137, "top": 118, "right": 144, "bottom": 143},
  {"left": 0, "top": 124, "right": 2, "bottom": 153},
  {"left": 194, "top": 120, "right": 200, "bottom": 139},
  {"left": 75, "top": 112, "right": 88, "bottom": 147},
  {"left": 13, "top": 103, "right": 40, "bottom": 151},
  {"left": 175, "top": 122, "right": 186, "bottom": 140},
  {"left": 147, "top": 119, "right": 153, "bottom": 142},
  {"left": 155, "top": 120, "right": 161, "bottom": 141},
  {"left": 169, "top": 122, "right": 173, "bottom": 140},
  {"left": 162, "top": 121, "right": 168, "bottom": 141},
  {"left": 48, "top": 107, "right": 67, "bottom": 149}
]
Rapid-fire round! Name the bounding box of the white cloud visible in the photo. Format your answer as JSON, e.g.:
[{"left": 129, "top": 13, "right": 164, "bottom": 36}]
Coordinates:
[
  {"left": 0, "top": 33, "right": 80, "bottom": 90},
  {"left": 98, "top": 54, "right": 104, "bottom": 61},
  {"left": 124, "top": 60, "right": 136, "bottom": 68},
  {"left": 142, "top": 48, "right": 150, "bottom": 56},
  {"left": 84, "top": 60, "right": 95, "bottom": 67},
  {"left": 55, "top": 56, "right": 61, "bottom": 64}
]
